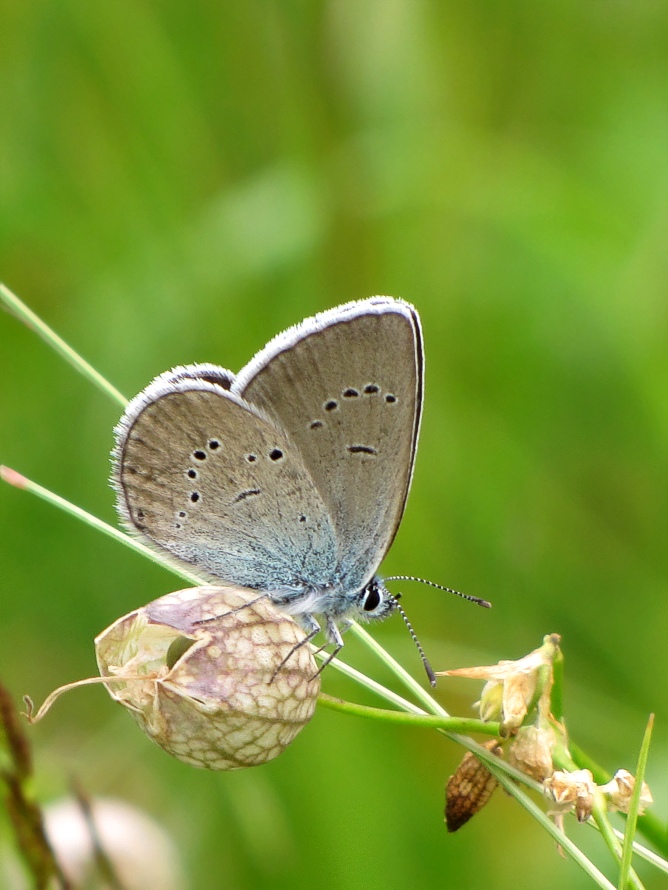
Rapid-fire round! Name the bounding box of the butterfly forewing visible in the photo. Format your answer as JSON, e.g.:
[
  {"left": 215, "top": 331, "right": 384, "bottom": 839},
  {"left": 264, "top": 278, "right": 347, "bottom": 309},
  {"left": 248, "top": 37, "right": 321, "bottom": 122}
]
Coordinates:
[
  {"left": 234, "top": 299, "right": 423, "bottom": 589},
  {"left": 114, "top": 383, "right": 338, "bottom": 592}
]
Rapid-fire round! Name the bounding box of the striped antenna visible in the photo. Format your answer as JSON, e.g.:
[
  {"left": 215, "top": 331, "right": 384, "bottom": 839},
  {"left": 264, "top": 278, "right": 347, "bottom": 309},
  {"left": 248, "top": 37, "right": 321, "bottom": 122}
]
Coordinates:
[
  {"left": 387, "top": 594, "right": 436, "bottom": 687},
  {"left": 385, "top": 576, "right": 492, "bottom": 609}
]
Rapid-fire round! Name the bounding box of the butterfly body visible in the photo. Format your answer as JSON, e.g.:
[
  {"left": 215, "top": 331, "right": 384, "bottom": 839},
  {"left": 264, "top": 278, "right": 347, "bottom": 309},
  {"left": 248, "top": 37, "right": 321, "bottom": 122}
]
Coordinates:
[{"left": 112, "top": 297, "right": 423, "bottom": 651}]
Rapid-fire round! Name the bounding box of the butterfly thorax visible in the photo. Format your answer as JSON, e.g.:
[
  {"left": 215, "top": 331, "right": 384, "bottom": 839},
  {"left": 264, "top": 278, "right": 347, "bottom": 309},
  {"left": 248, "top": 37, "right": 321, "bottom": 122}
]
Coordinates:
[{"left": 269, "top": 575, "right": 397, "bottom": 624}]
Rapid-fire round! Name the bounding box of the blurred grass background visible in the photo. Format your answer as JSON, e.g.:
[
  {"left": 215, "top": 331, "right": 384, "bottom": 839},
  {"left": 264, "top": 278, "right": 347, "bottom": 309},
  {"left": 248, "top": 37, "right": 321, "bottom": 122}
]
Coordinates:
[{"left": 0, "top": 1, "right": 666, "bottom": 887}]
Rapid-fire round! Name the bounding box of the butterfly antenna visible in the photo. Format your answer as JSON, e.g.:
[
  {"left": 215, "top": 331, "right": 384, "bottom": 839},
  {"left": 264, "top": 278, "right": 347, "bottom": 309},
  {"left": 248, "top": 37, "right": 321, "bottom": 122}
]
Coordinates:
[
  {"left": 388, "top": 594, "right": 436, "bottom": 687},
  {"left": 385, "top": 576, "right": 491, "bottom": 609}
]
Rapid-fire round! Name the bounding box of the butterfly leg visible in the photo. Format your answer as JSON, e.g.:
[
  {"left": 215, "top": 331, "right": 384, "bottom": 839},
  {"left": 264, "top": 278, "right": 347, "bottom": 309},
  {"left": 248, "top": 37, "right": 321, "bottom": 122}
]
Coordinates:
[
  {"left": 270, "top": 613, "right": 321, "bottom": 683},
  {"left": 309, "top": 616, "right": 349, "bottom": 677}
]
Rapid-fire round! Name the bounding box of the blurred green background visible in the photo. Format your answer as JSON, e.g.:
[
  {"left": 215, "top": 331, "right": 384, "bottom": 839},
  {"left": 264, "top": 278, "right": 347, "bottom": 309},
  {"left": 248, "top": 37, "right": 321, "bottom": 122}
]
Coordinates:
[{"left": 1, "top": 2, "right": 666, "bottom": 888}]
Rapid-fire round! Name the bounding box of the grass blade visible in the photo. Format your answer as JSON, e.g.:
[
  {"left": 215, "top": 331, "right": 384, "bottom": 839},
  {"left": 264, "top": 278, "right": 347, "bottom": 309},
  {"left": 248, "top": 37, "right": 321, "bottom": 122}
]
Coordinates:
[
  {"left": 0, "top": 283, "right": 128, "bottom": 408},
  {"left": 619, "top": 714, "right": 654, "bottom": 889}
]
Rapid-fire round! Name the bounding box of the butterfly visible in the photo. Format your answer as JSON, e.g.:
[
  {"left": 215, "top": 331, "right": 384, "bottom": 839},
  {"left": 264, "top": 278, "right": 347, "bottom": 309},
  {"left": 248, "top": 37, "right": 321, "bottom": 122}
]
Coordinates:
[{"left": 112, "top": 297, "right": 425, "bottom": 673}]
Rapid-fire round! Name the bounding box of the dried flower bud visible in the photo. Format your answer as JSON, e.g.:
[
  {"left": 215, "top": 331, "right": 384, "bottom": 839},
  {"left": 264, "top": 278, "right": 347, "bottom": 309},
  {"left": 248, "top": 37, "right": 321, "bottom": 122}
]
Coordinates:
[
  {"left": 600, "top": 769, "right": 653, "bottom": 815},
  {"left": 95, "top": 586, "right": 320, "bottom": 770},
  {"left": 445, "top": 741, "right": 502, "bottom": 832},
  {"left": 440, "top": 634, "right": 561, "bottom": 734},
  {"left": 544, "top": 768, "right": 596, "bottom": 823},
  {"left": 507, "top": 726, "right": 555, "bottom": 782}
]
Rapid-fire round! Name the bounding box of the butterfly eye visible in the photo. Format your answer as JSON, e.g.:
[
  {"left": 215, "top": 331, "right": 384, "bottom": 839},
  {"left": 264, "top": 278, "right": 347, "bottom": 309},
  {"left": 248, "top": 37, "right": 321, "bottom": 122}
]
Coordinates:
[{"left": 363, "top": 583, "right": 382, "bottom": 612}]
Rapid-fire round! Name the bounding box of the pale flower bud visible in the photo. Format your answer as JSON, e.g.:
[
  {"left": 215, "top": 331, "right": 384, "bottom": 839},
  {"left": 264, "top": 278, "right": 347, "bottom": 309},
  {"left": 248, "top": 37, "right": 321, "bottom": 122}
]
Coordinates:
[
  {"left": 507, "top": 726, "right": 555, "bottom": 782},
  {"left": 544, "top": 768, "right": 596, "bottom": 823},
  {"left": 95, "top": 586, "right": 320, "bottom": 770},
  {"left": 477, "top": 680, "right": 504, "bottom": 723},
  {"left": 600, "top": 769, "right": 653, "bottom": 815}
]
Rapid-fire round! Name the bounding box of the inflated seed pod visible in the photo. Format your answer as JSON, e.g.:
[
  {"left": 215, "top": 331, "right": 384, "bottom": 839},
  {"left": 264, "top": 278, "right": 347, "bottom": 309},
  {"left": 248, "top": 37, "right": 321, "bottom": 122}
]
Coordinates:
[{"left": 95, "top": 586, "right": 320, "bottom": 770}]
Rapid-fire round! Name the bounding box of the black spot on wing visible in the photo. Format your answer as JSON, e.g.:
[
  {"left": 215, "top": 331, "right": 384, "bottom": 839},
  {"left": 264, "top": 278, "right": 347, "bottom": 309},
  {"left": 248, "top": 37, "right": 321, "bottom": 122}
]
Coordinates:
[
  {"left": 234, "top": 488, "right": 261, "bottom": 503},
  {"left": 347, "top": 445, "right": 378, "bottom": 456}
]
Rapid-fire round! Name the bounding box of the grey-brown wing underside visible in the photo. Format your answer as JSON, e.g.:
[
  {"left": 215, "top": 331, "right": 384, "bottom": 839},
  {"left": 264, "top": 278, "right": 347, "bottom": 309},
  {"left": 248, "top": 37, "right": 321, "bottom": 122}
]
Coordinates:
[
  {"left": 113, "top": 381, "right": 338, "bottom": 591},
  {"left": 233, "top": 298, "right": 423, "bottom": 589}
]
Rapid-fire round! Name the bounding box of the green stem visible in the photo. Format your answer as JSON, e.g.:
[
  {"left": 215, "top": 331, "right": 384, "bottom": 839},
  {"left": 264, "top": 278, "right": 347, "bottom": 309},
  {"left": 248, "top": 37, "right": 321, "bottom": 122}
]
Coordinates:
[
  {"left": 0, "top": 283, "right": 128, "bottom": 408},
  {"left": 318, "top": 693, "right": 500, "bottom": 736},
  {"left": 610, "top": 830, "right": 668, "bottom": 876},
  {"left": 570, "top": 739, "right": 667, "bottom": 857},
  {"left": 0, "top": 467, "right": 205, "bottom": 587},
  {"left": 592, "top": 801, "right": 644, "bottom": 890},
  {"left": 551, "top": 645, "right": 564, "bottom": 722},
  {"left": 491, "top": 771, "right": 618, "bottom": 890},
  {"left": 348, "top": 622, "right": 449, "bottom": 716},
  {"left": 569, "top": 738, "right": 609, "bottom": 782},
  {"left": 619, "top": 714, "right": 654, "bottom": 890},
  {"left": 314, "top": 653, "right": 430, "bottom": 715}
]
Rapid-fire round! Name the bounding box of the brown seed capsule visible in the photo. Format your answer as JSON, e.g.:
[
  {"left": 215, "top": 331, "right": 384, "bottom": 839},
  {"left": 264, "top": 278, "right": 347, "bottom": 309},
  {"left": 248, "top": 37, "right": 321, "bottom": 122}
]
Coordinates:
[
  {"left": 445, "top": 741, "right": 503, "bottom": 832},
  {"left": 95, "top": 586, "right": 320, "bottom": 770}
]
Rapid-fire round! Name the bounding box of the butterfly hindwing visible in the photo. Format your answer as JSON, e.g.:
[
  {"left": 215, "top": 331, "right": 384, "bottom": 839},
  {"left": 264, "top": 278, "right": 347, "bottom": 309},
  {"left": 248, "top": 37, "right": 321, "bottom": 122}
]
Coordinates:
[{"left": 113, "top": 379, "right": 338, "bottom": 593}]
